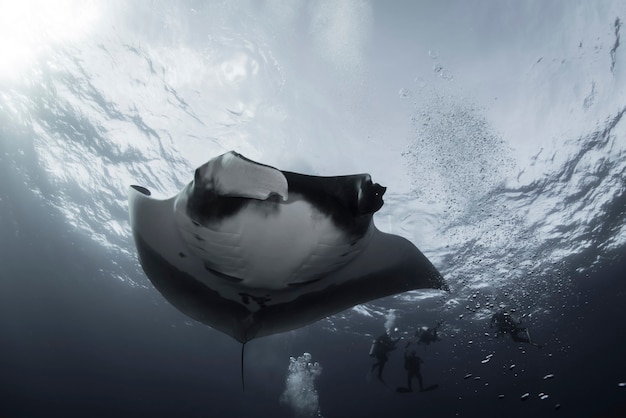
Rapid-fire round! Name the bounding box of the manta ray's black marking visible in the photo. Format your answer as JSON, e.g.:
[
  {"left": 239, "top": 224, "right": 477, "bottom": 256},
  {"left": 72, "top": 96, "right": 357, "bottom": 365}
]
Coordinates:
[{"left": 128, "top": 151, "right": 447, "bottom": 343}]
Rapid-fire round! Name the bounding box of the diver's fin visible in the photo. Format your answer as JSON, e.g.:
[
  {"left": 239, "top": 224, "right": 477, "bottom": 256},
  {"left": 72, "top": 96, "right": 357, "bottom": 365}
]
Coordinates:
[
  {"left": 396, "top": 387, "right": 412, "bottom": 393},
  {"left": 525, "top": 330, "right": 542, "bottom": 348},
  {"left": 420, "top": 384, "right": 439, "bottom": 392},
  {"left": 525, "top": 329, "right": 533, "bottom": 343}
]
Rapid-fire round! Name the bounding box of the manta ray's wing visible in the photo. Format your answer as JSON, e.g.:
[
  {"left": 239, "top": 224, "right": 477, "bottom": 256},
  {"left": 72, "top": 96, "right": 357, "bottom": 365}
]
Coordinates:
[{"left": 128, "top": 151, "right": 446, "bottom": 343}]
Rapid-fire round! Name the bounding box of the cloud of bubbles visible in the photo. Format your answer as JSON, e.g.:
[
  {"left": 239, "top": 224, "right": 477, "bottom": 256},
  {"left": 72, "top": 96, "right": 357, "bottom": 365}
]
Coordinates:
[
  {"left": 384, "top": 309, "right": 397, "bottom": 334},
  {"left": 281, "top": 352, "right": 323, "bottom": 418}
]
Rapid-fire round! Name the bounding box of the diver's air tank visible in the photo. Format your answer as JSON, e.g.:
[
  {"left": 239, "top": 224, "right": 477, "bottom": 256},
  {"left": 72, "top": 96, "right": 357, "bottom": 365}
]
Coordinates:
[{"left": 368, "top": 339, "right": 377, "bottom": 356}]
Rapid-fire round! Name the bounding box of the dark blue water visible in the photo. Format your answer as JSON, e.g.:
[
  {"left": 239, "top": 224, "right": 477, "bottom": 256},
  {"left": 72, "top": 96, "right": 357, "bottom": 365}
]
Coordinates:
[{"left": 0, "top": 192, "right": 624, "bottom": 417}]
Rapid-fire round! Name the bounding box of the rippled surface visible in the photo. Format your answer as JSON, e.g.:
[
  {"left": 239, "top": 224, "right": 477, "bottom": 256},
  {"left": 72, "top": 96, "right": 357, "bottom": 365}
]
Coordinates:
[
  {"left": 1, "top": 1, "right": 625, "bottom": 417},
  {"left": 3, "top": 1, "right": 624, "bottom": 298}
]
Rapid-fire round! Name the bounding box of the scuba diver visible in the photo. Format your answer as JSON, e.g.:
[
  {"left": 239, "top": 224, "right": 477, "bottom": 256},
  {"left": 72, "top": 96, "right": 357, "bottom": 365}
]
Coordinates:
[
  {"left": 415, "top": 320, "right": 443, "bottom": 346},
  {"left": 369, "top": 332, "right": 400, "bottom": 382},
  {"left": 403, "top": 321, "right": 443, "bottom": 350},
  {"left": 396, "top": 350, "right": 439, "bottom": 393},
  {"left": 490, "top": 310, "right": 542, "bottom": 348}
]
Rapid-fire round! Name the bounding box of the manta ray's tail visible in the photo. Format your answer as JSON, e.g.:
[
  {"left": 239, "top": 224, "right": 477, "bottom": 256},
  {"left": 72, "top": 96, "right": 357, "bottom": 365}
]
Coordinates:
[{"left": 241, "top": 342, "right": 246, "bottom": 391}]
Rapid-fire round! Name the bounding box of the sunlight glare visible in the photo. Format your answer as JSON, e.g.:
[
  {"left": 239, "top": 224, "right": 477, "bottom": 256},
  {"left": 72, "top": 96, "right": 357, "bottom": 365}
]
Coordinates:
[{"left": 0, "top": 0, "right": 99, "bottom": 80}]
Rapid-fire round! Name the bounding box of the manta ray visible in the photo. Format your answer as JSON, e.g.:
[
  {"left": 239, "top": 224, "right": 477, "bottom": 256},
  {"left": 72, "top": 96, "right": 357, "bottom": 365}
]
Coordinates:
[{"left": 128, "top": 151, "right": 447, "bottom": 344}]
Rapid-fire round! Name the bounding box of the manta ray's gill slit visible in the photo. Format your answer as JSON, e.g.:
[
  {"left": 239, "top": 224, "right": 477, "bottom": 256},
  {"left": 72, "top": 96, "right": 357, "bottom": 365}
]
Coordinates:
[{"left": 203, "top": 264, "right": 244, "bottom": 283}]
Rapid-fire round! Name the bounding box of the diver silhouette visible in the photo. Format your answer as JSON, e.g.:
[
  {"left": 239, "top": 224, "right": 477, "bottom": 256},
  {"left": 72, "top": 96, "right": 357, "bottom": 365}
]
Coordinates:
[
  {"left": 396, "top": 350, "right": 439, "bottom": 393},
  {"left": 490, "top": 310, "right": 542, "bottom": 348},
  {"left": 415, "top": 321, "right": 443, "bottom": 346},
  {"left": 369, "top": 332, "right": 400, "bottom": 382},
  {"left": 403, "top": 321, "right": 442, "bottom": 352}
]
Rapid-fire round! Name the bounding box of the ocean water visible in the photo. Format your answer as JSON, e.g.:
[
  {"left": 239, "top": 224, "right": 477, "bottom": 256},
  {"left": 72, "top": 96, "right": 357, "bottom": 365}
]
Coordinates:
[{"left": 0, "top": 1, "right": 625, "bottom": 417}]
